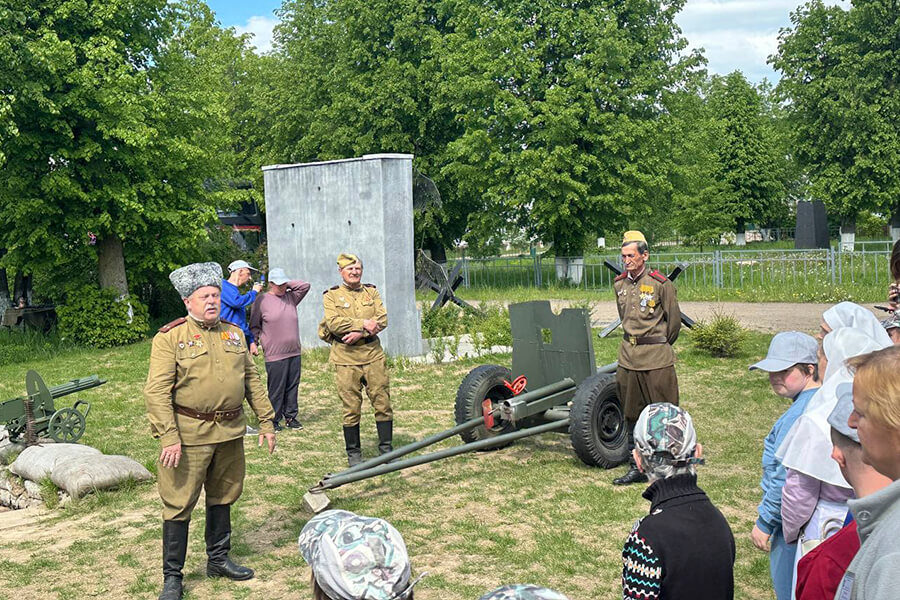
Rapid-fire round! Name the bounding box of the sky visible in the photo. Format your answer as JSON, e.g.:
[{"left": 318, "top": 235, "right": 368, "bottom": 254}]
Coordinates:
[{"left": 206, "top": 0, "right": 850, "bottom": 84}]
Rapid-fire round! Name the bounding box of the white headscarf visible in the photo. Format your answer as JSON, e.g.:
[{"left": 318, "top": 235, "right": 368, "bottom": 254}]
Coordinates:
[
  {"left": 822, "top": 302, "right": 892, "bottom": 347},
  {"left": 776, "top": 326, "right": 890, "bottom": 486}
]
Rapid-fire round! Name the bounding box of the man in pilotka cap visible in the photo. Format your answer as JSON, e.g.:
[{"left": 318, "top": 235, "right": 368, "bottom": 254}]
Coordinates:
[
  {"left": 319, "top": 253, "right": 392, "bottom": 466},
  {"left": 144, "top": 261, "right": 276, "bottom": 600},
  {"left": 613, "top": 230, "right": 682, "bottom": 485}
]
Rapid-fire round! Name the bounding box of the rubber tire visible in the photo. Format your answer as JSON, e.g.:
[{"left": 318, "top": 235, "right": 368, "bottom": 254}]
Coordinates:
[
  {"left": 454, "top": 365, "right": 516, "bottom": 448},
  {"left": 569, "top": 372, "right": 629, "bottom": 468}
]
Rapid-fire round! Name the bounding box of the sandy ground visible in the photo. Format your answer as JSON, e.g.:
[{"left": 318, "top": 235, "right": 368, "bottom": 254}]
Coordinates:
[{"left": 570, "top": 301, "right": 885, "bottom": 334}]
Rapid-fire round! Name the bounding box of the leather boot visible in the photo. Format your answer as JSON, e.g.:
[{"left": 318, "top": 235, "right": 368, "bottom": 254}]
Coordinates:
[
  {"left": 376, "top": 420, "right": 393, "bottom": 455},
  {"left": 159, "top": 520, "right": 188, "bottom": 600},
  {"left": 343, "top": 424, "right": 363, "bottom": 466},
  {"left": 205, "top": 504, "right": 254, "bottom": 580},
  {"left": 613, "top": 425, "right": 648, "bottom": 486}
]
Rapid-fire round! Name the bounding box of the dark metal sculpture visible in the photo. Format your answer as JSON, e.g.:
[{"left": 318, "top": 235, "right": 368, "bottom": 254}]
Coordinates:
[{"left": 415, "top": 250, "right": 478, "bottom": 312}]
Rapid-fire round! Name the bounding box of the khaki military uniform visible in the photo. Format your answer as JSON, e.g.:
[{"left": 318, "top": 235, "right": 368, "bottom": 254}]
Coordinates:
[
  {"left": 144, "top": 316, "right": 275, "bottom": 520},
  {"left": 614, "top": 268, "right": 681, "bottom": 421},
  {"left": 320, "top": 283, "right": 391, "bottom": 426}
]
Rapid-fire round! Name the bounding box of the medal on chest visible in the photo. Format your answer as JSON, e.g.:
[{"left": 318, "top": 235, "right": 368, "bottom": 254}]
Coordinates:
[{"left": 639, "top": 284, "right": 655, "bottom": 313}]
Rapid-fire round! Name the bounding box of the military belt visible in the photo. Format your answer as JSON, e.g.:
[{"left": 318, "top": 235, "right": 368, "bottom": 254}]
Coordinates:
[
  {"left": 623, "top": 334, "right": 667, "bottom": 346},
  {"left": 174, "top": 404, "right": 243, "bottom": 422},
  {"left": 341, "top": 335, "right": 378, "bottom": 345}
]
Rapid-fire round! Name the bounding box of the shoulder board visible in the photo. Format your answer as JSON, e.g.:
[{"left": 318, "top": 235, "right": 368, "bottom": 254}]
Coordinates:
[
  {"left": 364, "top": 283, "right": 376, "bottom": 288},
  {"left": 220, "top": 319, "right": 238, "bottom": 328},
  {"left": 324, "top": 285, "right": 340, "bottom": 294},
  {"left": 158, "top": 317, "right": 186, "bottom": 333},
  {"left": 614, "top": 272, "right": 627, "bottom": 281},
  {"left": 649, "top": 270, "right": 668, "bottom": 283}
]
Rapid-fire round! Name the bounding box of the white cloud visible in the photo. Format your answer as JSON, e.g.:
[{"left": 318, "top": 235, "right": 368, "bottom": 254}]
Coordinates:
[
  {"left": 234, "top": 15, "right": 278, "bottom": 54},
  {"left": 677, "top": 0, "right": 850, "bottom": 82}
]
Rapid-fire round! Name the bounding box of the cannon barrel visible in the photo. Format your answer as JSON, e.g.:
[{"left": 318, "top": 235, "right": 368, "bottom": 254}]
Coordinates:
[
  {"left": 311, "top": 417, "right": 571, "bottom": 492},
  {"left": 46, "top": 376, "right": 105, "bottom": 399},
  {"left": 335, "top": 378, "right": 576, "bottom": 477}
]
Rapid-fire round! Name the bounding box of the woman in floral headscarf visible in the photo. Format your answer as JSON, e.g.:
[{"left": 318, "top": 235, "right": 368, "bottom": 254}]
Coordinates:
[{"left": 298, "top": 510, "right": 425, "bottom": 600}]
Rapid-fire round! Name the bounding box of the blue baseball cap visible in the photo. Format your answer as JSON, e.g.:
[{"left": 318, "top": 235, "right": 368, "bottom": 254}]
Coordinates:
[
  {"left": 749, "top": 331, "right": 819, "bottom": 372},
  {"left": 828, "top": 382, "right": 860, "bottom": 443}
]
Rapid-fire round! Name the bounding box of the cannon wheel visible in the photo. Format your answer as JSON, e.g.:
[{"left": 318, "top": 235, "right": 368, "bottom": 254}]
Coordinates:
[
  {"left": 569, "top": 371, "right": 628, "bottom": 468},
  {"left": 454, "top": 365, "right": 517, "bottom": 448},
  {"left": 48, "top": 407, "right": 86, "bottom": 443}
]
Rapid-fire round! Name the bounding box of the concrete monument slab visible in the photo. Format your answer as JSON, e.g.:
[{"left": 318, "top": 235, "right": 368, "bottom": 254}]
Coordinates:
[{"left": 262, "top": 154, "right": 423, "bottom": 356}]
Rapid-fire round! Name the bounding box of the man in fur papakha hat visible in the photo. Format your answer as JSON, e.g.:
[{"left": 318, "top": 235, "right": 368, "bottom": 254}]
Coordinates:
[{"left": 144, "top": 261, "right": 276, "bottom": 600}]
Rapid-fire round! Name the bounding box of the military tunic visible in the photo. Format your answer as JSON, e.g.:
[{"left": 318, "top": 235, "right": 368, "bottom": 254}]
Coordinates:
[
  {"left": 320, "top": 283, "right": 392, "bottom": 426},
  {"left": 144, "top": 315, "right": 275, "bottom": 520},
  {"left": 613, "top": 268, "right": 682, "bottom": 421}
]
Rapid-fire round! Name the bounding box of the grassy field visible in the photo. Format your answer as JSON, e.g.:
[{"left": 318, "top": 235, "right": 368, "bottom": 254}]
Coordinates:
[{"left": 0, "top": 328, "right": 784, "bottom": 600}]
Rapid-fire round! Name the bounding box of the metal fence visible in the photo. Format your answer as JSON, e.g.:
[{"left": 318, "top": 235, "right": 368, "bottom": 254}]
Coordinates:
[{"left": 455, "top": 247, "right": 892, "bottom": 292}]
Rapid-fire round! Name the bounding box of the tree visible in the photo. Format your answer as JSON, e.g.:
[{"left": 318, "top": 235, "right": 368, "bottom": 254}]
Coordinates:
[
  {"left": 663, "top": 85, "right": 737, "bottom": 249},
  {"left": 772, "top": 0, "right": 900, "bottom": 230},
  {"left": 706, "top": 72, "right": 787, "bottom": 239},
  {"left": 439, "top": 0, "right": 699, "bottom": 258},
  {"left": 270, "top": 0, "right": 472, "bottom": 257},
  {"left": 0, "top": 0, "right": 242, "bottom": 298}
]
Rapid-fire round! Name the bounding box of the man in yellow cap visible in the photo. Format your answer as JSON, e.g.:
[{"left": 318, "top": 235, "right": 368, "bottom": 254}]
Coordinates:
[
  {"left": 319, "top": 253, "right": 392, "bottom": 466},
  {"left": 612, "top": 231, "right": 682, "bottom": 485}
]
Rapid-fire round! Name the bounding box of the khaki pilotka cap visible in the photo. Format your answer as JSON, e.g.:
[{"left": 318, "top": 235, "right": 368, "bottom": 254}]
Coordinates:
[
  {"left": 622, "top": 230, "right": 647, "bottom": 245},
  {"left": 336, "top": 253, "right": 360, "bottom": 269}
]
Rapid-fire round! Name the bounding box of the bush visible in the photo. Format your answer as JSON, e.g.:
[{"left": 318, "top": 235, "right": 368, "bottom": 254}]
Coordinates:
[
  {"left": 58, "top": 286, "right": 150, "bottom": 348},
  {"left": 420, "top": 303, "right": 512, "bottom": 350},
  {"left": 691, "top": 312, "right": 746, "bottom": 358},
  {"left": 420, "top": 304, "right": 465, "bottom": 338}
]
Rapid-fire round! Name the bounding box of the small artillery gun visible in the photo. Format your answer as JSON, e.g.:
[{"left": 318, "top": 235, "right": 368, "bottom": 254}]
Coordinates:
[
  {"left": 306, "top": 301, "right": 627, "bottom": 510},
  {"left": 1, "top": 370, "right": 105, "bottom": 444}
]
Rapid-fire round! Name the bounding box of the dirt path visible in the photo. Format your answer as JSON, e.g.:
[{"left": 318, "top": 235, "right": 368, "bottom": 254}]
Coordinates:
[{"left": 545, "top": 301, "right": 885, "bottom": 334}]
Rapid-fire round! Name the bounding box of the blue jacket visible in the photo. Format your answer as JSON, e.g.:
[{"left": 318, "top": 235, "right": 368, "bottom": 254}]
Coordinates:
[
  {"left": 756, "top": 387, "right": 817, "bottom": 534},
  {"left": 220, "top": 279, "right": 257, "bottom": 344}
]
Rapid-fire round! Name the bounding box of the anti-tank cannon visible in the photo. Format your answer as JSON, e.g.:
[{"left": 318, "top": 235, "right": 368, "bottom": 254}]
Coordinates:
[
  {"left": 1, "top": 370, "right": 104, "bottom": 444},
  {"left": 305, "top": 301, "right": 627, "bottom": 510}
]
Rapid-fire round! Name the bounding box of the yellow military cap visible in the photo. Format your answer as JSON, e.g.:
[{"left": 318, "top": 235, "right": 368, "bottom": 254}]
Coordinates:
[
  {"left": 337, "top": 253, "right": 360, "bottom": 269},
  {"left": 622, "top": 230, "right": 647, "bottom": 245}
]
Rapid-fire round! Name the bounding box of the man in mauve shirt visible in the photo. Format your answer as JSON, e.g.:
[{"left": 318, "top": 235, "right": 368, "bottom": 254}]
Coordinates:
[{"left": 250, "top": 267, "right": 310, "bottom": 431}]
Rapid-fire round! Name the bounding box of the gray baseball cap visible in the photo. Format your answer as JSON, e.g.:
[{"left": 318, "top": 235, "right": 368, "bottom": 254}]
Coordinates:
[
  {"left": 827, "top": 381, "right": 860, "bottom": 443},
  {"left": 749, "top": 331, "right": 819, "bottom": 372},
  {"left": 268, "top": 268, "right": 289, "bottom": 285},
  {"left": 227, "top": 259, "right": 258, "bottom": 273}
]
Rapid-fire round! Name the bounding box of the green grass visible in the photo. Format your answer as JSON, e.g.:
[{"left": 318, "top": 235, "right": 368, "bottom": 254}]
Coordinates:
[
  {"left": 423, "top": 248, "right": 892, "bottom": 303},
  {"left": 0, "top": 327, "right": 786, "bottom": 599}
]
